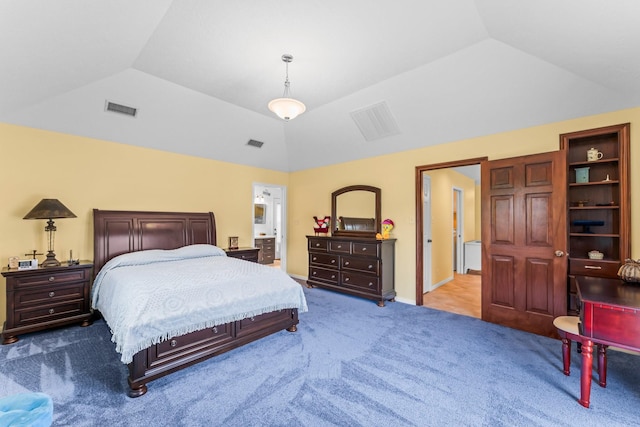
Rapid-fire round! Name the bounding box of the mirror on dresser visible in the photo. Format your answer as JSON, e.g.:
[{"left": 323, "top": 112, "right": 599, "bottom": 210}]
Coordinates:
[{"left": 331, "top": 185, "right": 381, "bottom": 238}]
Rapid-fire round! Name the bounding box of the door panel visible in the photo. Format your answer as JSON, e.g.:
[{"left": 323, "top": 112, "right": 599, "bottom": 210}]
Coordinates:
[{"left": 481, "top": 151, "right": 567, "bottom": 337}]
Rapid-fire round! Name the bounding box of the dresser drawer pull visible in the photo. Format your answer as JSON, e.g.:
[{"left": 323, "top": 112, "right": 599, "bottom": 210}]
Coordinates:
[
  {"left": 250, "top": 317, "right": 255, "bottom": 322},
  {"left": 212, "top": 327, "right": 218, "bottom": 334},
  {"left": 49, "top": 277, "right": 55, "bottom": 282},
  {"left": 315, "top": 243, "right": 321, "bottom": 247},
  {"left": 344, "top": 277, "right": 350, "bottom": 282},
  {"left": 368, "top": 265, "right": 373, "bottom": 269},
  {"left": 337, "top": 245, "right": 342, "bottom": 249},
  {"left": 241, "top": 255, "right": 246, "bottom": 259},
  {"left": 344, "top": 261, "right": 350, "bottom": 266},
  {"left": 331, "top": 260, "right": 335, "bottom": 264},
  {"left": 170, "top": 339, "right": 177, "bottom": 347},
  {"left": 313, "top": 271, "right": 317, "bottom": 275},
  {"left": 584, "top": 265, "right": 602, "bottom": 270},
  {"left": 331, "top": 275, "right": 336, "bottom": 279},
  {"left": 369, "top": 282, "right": 374, "bottom": 287},
  {"left": 312, "top": 257, "right": 317, "bottom": 261},
  {"left": 361, "top": 247, "right": 367, "bottom": 251},
  {"left": 49, "top": 291, "right": 55, "bottom": 298},
  {"left": 48, "top": 308, "right": 55, "bottom": 315}
]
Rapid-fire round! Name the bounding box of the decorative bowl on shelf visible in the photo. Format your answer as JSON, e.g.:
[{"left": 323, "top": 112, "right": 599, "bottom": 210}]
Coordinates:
[{"left": 588, "top": 250, "right": 604, "bottom": 260}]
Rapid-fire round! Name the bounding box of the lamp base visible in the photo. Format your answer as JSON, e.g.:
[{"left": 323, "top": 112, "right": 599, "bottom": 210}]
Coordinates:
[{"left": 41, "top": 251, "right": 61, "bottom": 267}]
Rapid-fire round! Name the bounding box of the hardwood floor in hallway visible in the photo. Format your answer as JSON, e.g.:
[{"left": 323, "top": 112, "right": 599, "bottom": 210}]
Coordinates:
[{"left": 422, "top": 272, "right": 481, "bottom": 319}]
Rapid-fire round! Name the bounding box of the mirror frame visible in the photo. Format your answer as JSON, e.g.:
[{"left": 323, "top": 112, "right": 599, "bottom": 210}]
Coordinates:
[{"left": 331, "top": 185, "right": 381, "bottom": 238}]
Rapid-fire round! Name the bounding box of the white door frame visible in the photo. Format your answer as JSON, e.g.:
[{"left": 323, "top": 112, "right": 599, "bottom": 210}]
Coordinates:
[
  {"left": 252, "top": 182, "right": 287, "bottom": 271},
  {"left": 422, "top": 174, "right": 433, "bottom": 293}
]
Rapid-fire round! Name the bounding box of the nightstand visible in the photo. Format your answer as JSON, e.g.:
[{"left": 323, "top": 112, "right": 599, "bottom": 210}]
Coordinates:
[
  {"left": 1, "top": 262, "right": 93, "bottom": 344},
  {"left": 224, "top": 247, "right": 259, "bottom": 263}
]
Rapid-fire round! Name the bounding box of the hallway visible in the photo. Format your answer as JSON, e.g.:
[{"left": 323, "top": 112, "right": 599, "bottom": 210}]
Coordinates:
[{"left": 422, "top": 273, "right": 481, "bottom": 319}]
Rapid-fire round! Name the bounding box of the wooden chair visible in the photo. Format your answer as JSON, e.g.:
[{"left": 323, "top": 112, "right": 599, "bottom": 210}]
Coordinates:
[{"left": 553, "top": 315, "right": 608, "bottom": 387}]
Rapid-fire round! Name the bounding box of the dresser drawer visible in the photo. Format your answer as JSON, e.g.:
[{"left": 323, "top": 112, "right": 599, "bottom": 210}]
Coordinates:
[
  {"left": 309, "top": 267, "right": 339, "bottom": 284},
  {"left": 352, "top": 242, "right": 379, "bottom": 256},
  {"left": 329, "top": 240, "right": 351, "bottom": 254},
  {"left": 237, "top": 309, "right": 293, "bottom": 338},
  {"left": 15, "top": 301, "right": 86, "bottom": 326},
  {"left": 309, "top": 253, "right": 339, "bottom": 268},
  {"left": 153, "top": 323, "right": 234, "bottom": 362},
  {"left": 341, "top": 271, "right": 380, "bottom": 294},
  {"left": 14, "top": 283, "right": 85, "bottom": 308},
  {"left": 308, "top": 238, "right": 328, "bottom": 251},
  {"left": 342, "top": 256, "right": 379, "bottom": 275},
  {"left": 569, "top": 259, "right": 620, "bottom": 278},
  {"left": 8, "top": 270, "right": 88, "bottom": 290}
]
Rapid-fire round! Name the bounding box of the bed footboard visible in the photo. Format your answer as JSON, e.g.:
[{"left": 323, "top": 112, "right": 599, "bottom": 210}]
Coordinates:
[{"left": 127, "top": 308, "right": 299, "bottom": 397}]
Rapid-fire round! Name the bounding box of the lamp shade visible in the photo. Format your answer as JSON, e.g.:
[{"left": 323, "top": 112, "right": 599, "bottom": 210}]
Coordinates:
[
  {"left": 268, "top": 97, "right": 306, "bottom": 121},
  {"left": 23, "top": 199, "right": 77, "bottom": 220}
]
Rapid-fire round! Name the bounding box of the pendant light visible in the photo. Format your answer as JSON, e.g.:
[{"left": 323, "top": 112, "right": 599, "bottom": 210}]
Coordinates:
[{"left": 268, "top": 54, "right": 306, "bottom": 121}]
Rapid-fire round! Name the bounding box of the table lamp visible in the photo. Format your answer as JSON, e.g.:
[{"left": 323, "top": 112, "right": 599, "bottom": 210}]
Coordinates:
[{"left": 23, "top": 199, "right": 77, "bottom": 267}]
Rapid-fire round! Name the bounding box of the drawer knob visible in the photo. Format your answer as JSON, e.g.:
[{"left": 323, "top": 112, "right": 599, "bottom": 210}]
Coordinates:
[
  {"left": 345, "top": 277, "right": 350, "bottom": 282},
  {"left": 337, "top": 245, "right": 342, "bottom": 248},
  {"left": 331, "top": 259, "right": 335, "bottom": 264},
  {"left": 313, "top": 271, "right": 317, "bottom": 275},
  {"left": 250, "top": 317, "right": 255, "bottom": 322},
  {"left": 369, "top": 282, "right": 374, "bottom": 287},
  {"left": 49, "top": 291, "right": 55, "bottom": 298},
  {"left": 313, "top": 257, "right": 317, "bottom": 261},
  {"left": 48, "top": 308, "right": 55, "bottom": 315},
  {"left": 362, "top": 247, "right": 367, "bottom": 251},
  {"left": 368, "top": 265, "right": 373, "bottom": 269},
  {"left": 331, "top": 275, "right": 335, "bottom": 279},
  {"left": 344, "top": 261, "right": 350, "bottom": 266},
  {"left": 315, "top": 243, "right": 320, "bottom": 247},
  {"left": 212, "top": 327, "right": 218, "bottom": 334},
  {"left": 170, "top": 339, "right": 177, "bottom": 347},
  {"left": 49, "top": 277, "right": 55, "bottom": 282}
]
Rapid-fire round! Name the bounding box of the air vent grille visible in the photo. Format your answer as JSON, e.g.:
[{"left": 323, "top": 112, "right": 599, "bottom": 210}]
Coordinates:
[
  {"left": 350, "top": 101, "right": 400, "bottom": 142},
  {"left": 105, "top": 101, "right": 137, "bottom": 117},
  {"left": 247, "top": 139, "right": 264, "bottom": 148}
]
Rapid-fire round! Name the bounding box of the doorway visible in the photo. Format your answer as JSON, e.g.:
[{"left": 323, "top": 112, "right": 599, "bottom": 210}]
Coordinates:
[
  {"left": 415, "top": 158, "right": 486, "bottom": 313},
  {"left": 252, "top": 183, "right": 287, "bottom": 271}
]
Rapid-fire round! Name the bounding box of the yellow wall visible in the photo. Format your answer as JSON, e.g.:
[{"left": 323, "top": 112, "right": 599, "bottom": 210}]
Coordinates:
[
  {"left": 288, "top": 107, "right": 640, "bottom": 303},
  {"left": 0, "top": 123, "right": 288, "bottom": 326},
  {"left": 1, "top": 106, "right": 639, "bottom": 328}
]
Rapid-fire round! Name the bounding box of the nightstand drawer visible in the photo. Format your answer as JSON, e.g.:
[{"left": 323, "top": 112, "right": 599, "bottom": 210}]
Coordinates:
[
  {"left": 9, "top": 270, "right": 88, "bottom": 290},
  {"left": 14, "top": 284, "right": 85, "bottom": 308},
  {"left": 15, "top": 301, "right": 86, "bottom": 326}
]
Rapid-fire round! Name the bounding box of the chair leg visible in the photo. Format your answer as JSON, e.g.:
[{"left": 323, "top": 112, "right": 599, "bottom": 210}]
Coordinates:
[
  {"left": 561, "top": 337, "right": 571, "bottom": 375},
  {"left": 597, "top": 344, "right": 607, "bottom": 387}
]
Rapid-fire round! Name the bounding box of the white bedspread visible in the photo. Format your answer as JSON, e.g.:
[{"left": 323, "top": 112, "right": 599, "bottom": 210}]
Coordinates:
[{"left": 91, "top": 245, "right": 308, "bottom": 363}]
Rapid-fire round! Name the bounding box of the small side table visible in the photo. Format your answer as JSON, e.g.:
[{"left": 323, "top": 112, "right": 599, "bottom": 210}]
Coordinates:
[
  {"left": 224, "top": 247, "right": 259, "bottom": 263},
  {"left": 2, "top": 261, "right": 94, "bottom": 344}
]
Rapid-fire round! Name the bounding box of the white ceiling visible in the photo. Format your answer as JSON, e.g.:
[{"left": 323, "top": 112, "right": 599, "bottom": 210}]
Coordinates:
[{"left": 2, "top": 1, "right": 639, "bottom": 172}]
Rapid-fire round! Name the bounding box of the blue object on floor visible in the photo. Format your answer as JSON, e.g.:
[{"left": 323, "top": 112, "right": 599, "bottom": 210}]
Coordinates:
[{"left": 0, "top": 392, "right": 53, "bottom": 427}]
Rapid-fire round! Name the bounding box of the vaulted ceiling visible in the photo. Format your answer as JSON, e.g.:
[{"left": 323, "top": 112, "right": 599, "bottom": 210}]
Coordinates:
[{"left": 2, "top": 1, "right": 639, "bottom": 172}]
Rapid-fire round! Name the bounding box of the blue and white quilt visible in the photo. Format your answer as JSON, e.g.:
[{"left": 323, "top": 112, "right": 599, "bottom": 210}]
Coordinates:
[{"left": 91, "top": 244, "right": 308, "bottom": 363}]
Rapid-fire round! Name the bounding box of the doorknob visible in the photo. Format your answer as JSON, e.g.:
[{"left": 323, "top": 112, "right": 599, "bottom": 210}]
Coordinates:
[{"left": 554, "top": 250, "right": 565, "bottom": 257}]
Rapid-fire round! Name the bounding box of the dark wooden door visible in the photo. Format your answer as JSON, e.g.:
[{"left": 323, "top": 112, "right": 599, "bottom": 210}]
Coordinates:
[{"left": 481, "top": 151, "right": 567, "bottom": 337}]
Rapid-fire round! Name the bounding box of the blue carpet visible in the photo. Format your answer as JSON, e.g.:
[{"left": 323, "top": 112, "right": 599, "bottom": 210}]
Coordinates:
[{"left": 1, "top": 286, "right": 639, "bottom": 426}]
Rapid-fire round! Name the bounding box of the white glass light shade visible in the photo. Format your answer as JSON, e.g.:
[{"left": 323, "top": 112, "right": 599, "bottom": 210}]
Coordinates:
[{"left": 268, "top": 97, "right": 306, "bottom": 121}]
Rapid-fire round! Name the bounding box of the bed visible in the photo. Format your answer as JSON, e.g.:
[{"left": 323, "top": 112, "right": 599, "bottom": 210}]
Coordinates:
[{"left": 92, "top": 209, "right": 307, "bottom": 397}]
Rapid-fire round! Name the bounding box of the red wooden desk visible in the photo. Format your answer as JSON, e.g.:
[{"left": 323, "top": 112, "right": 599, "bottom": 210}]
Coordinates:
[{"left": 576, "top": 276, "right": 640, "bottom": 408}]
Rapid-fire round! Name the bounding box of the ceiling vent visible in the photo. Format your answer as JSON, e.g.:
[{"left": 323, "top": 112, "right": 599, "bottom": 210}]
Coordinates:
[
  {"left": 105, "top": 100, "right": 137, "bottom": 117},
  {"left": 246, "top": 139, "right": 264, "bottom": 148},
  {"left": 350, "top": 101, "right": 401, "bottom": 142}
]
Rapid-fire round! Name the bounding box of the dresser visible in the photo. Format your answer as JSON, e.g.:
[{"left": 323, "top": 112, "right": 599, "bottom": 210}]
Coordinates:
[
  {"left": 254, "top": 237, "right": 276, "bottom": 264},
  {"left": 307, "top": 236, "right": 396, "bottom": 306},
  {"left": 1, "top": 262, "right": 93, "bottom": 344},
  {"left": 224, "top": 247, "right": 259, "bottom": 263}
]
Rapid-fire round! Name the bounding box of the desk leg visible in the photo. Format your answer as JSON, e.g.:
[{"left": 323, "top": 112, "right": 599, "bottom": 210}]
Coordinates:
[
  {"left": 579, "top": 339, "right": 593, "bottom": 408},
  {"left": 597, "top": 344, "right": 607, "bottom": 387}
]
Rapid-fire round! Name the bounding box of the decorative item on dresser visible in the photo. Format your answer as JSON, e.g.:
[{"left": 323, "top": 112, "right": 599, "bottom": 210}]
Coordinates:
[
  {"left": 224, "top": 247, "right": 259, "bottom": 263},
  {"left": 1, "top": 262, "right": 93, "bottom": 344},
  {"left": 254, "top": 236, "right": 275, "bottom": 264},
  {"left": 560, "top": 123, "right": 630, "bottom": 315},
  {"left": 307, "top": 235, "right": 396, "bottom": 307},
  {"left": 307, "top": 184, "right": 396, "bottom": 306}
]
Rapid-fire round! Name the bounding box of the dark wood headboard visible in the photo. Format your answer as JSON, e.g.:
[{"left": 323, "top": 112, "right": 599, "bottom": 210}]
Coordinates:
[{"left": 93, "top": 209, "right": 217, "bottom": 275}]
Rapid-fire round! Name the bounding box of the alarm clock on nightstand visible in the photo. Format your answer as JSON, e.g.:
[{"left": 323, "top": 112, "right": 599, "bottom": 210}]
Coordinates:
[{"left": 17, "top": 258, "right": 39, "bottom": 270}]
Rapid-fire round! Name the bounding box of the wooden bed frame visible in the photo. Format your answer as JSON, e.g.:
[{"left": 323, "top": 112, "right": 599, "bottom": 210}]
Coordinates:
[{"left": 93, "top": 209, "right": 299, "bottom": 397}]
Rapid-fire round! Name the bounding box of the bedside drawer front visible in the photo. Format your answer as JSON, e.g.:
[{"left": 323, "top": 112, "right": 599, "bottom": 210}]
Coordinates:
[
  {"left": 352, "top": 242, "right": 380, "bottom": 256},
  {"left": 342, "top": 256, "right": 379, "bottom": 274},
  {"left": 15, "top": 301, "right": 85, "bottom": 326},
  {"left": 10, "top": 270, "right": 88, "bottom": 289},
  {"left": 308, "top": 238, "right": 328, "bottom": 251},
  {"left": 329, "top": 240, "right": 351, "bottom": 254},
  {"left": 569, "top": 259, "right": 619, "bottom": 278},
  {"left": 309, "top": 253, "right": 339, "bottom": 268},
  {"left": 341, "top": 271, "right": 380, "bottom": 294},
  {"left": 15, "top": 284, "right": 85, "bottom": 308},
  {"left": 309, "top": 267, "right": 339, "bottom": 284},
  {"left": 154, "top": 323, "right": 234, "bottom": 359}
]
